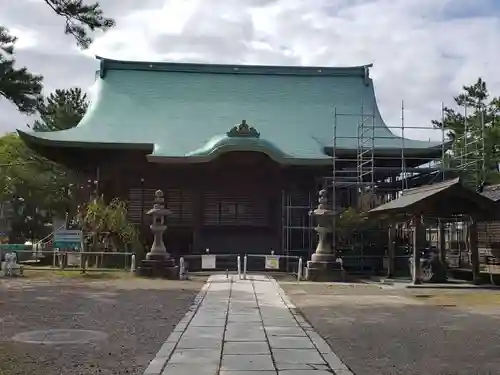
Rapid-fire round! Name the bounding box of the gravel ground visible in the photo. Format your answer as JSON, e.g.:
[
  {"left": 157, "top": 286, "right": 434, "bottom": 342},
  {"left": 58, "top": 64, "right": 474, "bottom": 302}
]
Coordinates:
[
  {"left": 0, "top": 275, "right": 206, "bottom": 375},
  {"left": 279, "top": 281, "right": 500, "bottom": 375}
]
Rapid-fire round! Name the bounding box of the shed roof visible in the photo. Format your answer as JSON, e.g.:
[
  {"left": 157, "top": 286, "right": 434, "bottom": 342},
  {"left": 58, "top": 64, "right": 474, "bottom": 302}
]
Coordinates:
[
  {"left": 481, "top": 184, "right": 500, "bottom": 202},
  {"left": 369, "top": 178, "right": 499, "bottom": 220},
  {"left": 18, "top": 56, "right": 443, "bottom": 165}
]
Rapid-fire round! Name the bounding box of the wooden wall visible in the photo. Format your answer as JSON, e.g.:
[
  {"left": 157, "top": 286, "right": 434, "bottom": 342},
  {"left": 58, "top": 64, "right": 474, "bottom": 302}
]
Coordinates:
[{"left": 96, "top": 150, "right": 326, "bottom": 254}]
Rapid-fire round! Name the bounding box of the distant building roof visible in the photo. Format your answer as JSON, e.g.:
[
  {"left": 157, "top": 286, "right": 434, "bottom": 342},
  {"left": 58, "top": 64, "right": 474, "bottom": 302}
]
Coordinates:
[
  {"left": 481, "top": 184, "right": 500, "bottom": 202},
  {"left": 19, "top": 56, "right": 444, "bottom": 165},
  {"left": 369, "top": 178, "right": 499, "bottom": 220}
]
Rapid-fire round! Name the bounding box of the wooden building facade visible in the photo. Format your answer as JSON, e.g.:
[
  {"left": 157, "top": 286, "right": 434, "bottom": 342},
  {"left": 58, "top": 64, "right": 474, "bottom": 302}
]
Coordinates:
[{"left": 19, "top": 57, "right": 444, "bottom": 256}]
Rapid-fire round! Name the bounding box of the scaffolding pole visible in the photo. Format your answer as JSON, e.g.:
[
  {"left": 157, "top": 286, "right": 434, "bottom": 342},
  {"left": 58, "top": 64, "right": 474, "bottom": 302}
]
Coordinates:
[{"left": 447, "top": 104, "right": 486, "bottom": 188}]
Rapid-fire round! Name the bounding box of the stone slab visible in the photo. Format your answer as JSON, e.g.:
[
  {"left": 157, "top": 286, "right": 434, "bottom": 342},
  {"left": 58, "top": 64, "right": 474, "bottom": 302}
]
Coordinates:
[
  {"left": 176, "top": 337, "right": 222, "bottom": 349},
  {"left": 268, "top": 335, "right": 315, "bottom": 349},
  {"left": 272, "top": 348, "right": 326, "bottom": 365},
  {"left": 168, "top": 349, "right": 221, "bottom": 364},
  {"left": 220, "top": 354, "right": 275, "bottom": 371},
  {"left": 220, "top": 372, "right": 277, "bottom": 375},
  {"left": 225, "top": 324, "right": 266, "bottom": 341},
  {"left": 223, "top": 341, "right": 271, "bottom": 355},
  {"left": 161, "top": 363, "right": 218, "bottom": 375},
  {"left": 182, "top": 326, "right": 224, "bottom": 339},
  {"left": 142, "top": 274, "right": 353, "bottom": 375},
  {"left": 278, "top": 371, "right": 335, "bottom": 375},
  {"left": 265, "top": 326, "right": 307, "bottom": 337}
]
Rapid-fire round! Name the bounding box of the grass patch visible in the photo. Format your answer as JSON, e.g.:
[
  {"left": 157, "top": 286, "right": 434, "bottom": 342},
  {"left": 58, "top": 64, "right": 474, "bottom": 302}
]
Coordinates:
[
  {"left": 22, "top": 267, "right": 133, "bottom": 280},
  {"left": 411, "top": 291, "right": 500, "bottom": 306}
]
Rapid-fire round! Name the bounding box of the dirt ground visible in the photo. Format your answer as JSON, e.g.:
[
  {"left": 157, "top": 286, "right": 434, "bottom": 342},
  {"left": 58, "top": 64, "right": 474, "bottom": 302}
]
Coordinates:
[
  {"left": 0, "top": 273, "right": 206, "bottom": 375},
  {"left": 279, "top": 280, "right": 500, "bottom": 375}
]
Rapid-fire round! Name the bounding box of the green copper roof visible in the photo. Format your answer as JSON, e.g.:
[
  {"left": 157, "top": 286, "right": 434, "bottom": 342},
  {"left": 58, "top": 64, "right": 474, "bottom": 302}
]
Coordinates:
[{"left": 18, "top": 56, "right": 443, "bottom": 165}]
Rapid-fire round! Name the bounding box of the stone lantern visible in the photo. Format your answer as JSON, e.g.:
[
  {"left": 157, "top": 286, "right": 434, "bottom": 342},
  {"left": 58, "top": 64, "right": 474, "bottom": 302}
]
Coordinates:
[
  {"left": 145, "top": 189, "right": 171, "bottom": 261},
  {"left": 137, "top": 189, "right": 178, "bottom": 278},
  {"left": 307, "top": 188, "right": 345, "bottom": 281}
]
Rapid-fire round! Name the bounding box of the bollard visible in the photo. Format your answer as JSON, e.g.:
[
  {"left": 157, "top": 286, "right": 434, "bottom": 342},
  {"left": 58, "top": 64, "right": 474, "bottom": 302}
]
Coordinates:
[
  {"left": 179, "top": 257, "right": 186, "bottom": 280},
  {"left": 297, "top": 257, "right": 303, "bottom": 282},
  {"left": 243, "top": 255, "right": 248, "bottom": 280},
  {"left": 130, "top": 254, "right": 136, "bottom": 273},
  {"left": 237, "top": 255, "right": 241, "bottom": 280}
]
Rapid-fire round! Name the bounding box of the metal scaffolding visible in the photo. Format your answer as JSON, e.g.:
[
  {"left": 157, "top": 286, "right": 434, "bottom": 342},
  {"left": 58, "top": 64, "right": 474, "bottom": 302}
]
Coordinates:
[
  {"left": 281, "top": 189, "right": 315, "bottom": 259},
  {"left": 446, "top": 104, "right": 486, "bottom": 189},
  {"left": 280, "top": 100, "right": 486, "bottom": 257}
]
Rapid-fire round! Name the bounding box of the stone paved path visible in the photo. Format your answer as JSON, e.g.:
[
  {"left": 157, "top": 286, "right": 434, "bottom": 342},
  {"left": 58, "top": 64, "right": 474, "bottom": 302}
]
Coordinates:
[{"left": 144, "top": 274, "right": 353, "bottom": 375}]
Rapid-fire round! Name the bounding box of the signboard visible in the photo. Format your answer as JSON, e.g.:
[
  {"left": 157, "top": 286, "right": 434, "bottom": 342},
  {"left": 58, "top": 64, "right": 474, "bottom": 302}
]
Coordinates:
[
  {"left": 0, "top": 244, "right": 30, "bottom": 251},
  {"left": 265, "top": 255, "right": 280, "bottom": 270},
  {"left": 53, "top": 230, "right": 83, "bottom": 251},
  {"left": 201, "top": 254, "right": 216, "bottom": 269}
]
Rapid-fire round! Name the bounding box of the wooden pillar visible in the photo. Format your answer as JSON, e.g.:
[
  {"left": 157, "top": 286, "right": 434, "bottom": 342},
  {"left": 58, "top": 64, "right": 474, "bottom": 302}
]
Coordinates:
[
  {"left": 438, "top": 220, "right": 446, "bottom": 265},
  {"left": 387, "top": 224, "right": 396, "bottom": 278},
  {"left": 412, "top": 215, "right": 424, "bottom": 284},
  {"left": 192, "top": 189, "right": 203, "bottom": 254},
  {"left": 469, "top": 217, "right": 480, "bottom": 284}
]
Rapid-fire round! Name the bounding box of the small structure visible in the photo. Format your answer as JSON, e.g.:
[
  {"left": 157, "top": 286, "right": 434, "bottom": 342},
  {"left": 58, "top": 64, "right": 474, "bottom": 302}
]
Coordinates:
[
  {"left": 369, "top": 178, "right": 499, "bottom": 284},
  {"left": 307, "top": 189, "right": 344, "bottom": 281},
  {"left": 137, "top": 190, "right": 178, "bottom": 278},
  {"left": 1, "top": 252, "right": 22, "bottom": 277}
]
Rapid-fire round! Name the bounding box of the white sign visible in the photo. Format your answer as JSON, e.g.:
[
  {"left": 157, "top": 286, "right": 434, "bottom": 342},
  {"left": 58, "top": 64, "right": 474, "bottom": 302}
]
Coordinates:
[
  {"left": 201, "top": 254, "right": 216, "bottom": 269},
  {"left": 265, "top": 255, "right": 280, "bottom": 270}
]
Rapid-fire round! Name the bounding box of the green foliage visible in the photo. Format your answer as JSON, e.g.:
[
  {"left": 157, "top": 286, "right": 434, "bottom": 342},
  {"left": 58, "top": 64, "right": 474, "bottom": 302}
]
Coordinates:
[
  {"left": 1, "top": 1, "right": 114, "bottom": 113},
  {"left": 432, "top": 78, "right": 500, "bottom": 186},
  {"left": 30, "top": 88, "right": 88, "bottom": 131},
  {"left": 0, "top": 86, "right": 90, "bottom": 240},
  {"left": 0, "top": 133, "right": 80, "bottom": 241},
  {"left": 337, "top": 207, "right": 366, "bottom": 232},
  {"left": 41, "top": 0, "right": 115, "bottom": 49},
  {"left": 80, "top": 196, "right": 140, "bottom": 251},
  {"left": 0, "top": 27, "right": 43, "bottom": 114}
]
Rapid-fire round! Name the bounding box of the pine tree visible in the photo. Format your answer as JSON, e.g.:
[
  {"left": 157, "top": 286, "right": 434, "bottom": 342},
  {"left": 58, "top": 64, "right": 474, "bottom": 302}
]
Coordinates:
[
  {"left": 433, "top": 78, "right": 500, "bottom": 186},
  {"left": 1, "top": 1, "right": 114, "bottom": 114},
  {"left": 31, "top": 88, "right": 88, "bottom": 131},
  {"left": 0, "top": 27, "right": 43, "bottom": 114}
]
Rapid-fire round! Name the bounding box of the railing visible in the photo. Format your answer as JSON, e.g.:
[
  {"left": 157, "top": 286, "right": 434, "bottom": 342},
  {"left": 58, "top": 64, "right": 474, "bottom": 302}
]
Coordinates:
[
  {"left": 179, "top": 253, "right": 239, "bottom": 272},
  {"left": 177, "top": 253, "right": 304, "bottom": 282},
  {"left": 3, "top": 249, "right": 135, "bottom": 274},
  {"left": 242, "top": 254, "right": 304, "bottom": 281}
]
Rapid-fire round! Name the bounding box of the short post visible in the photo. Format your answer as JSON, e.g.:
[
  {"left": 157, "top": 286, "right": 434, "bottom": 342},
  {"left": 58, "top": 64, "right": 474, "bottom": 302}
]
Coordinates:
[
  {"left": 130, "top": 254, "right": 136, "bottom": 273},
  {"left": 179, "top": 257, "right": 186, "bottom": 280},
  {"left": 80, "top": 254, "right": 86, "bottom": 274},
  {"left": 243, "top": 255, "right": 248, "bottom": 280},
  {"left": 59, "top": 252, "right": 65, "bottom": 269},
  {"left": 297, "top": 257, "right": 303, "bottom": 282},
  {"left": 237, "top": 255, "right": 241, "bottom": 280}
]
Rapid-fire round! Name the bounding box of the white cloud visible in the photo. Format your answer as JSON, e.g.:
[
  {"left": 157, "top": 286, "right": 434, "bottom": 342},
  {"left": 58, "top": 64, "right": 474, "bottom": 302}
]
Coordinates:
[{"left": 1, "top": 0, "right": 499, "bottom": 141}]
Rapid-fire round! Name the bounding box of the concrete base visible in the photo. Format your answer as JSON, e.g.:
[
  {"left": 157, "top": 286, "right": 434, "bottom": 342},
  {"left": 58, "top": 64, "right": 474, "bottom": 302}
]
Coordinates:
[
  {"left": 0, "top": 262, "right": 23, "bottom": 277},
  {"left": 137, "top": 258, "right": 179, "bottom": 279},
  {"left": 307, "top": 254, "right": 345, "bottom": 282}
]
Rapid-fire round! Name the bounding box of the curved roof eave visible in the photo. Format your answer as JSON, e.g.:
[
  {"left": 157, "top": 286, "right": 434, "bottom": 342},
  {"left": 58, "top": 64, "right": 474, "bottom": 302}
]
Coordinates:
[
  {"left": 17, "top": 130, "right": 154, "bottom": 151},
  {"left": 149, "top": 138, "right": 332, "bottom": 165},
  {"left": 146, "top": 154, "right": 332, "bottom": 166}
]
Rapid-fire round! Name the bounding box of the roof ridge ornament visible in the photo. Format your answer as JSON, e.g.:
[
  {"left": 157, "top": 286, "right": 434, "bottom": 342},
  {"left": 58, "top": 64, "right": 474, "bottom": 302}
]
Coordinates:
[{"left": 227, "top": 120, "right": 260, "bottom": 138}]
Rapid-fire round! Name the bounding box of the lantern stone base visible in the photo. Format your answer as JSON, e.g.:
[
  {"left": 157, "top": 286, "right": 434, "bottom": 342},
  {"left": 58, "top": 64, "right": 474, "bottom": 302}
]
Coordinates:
[
  {"left": 306, "top": 253, "right": 345, "bottom": 282},
  {"left": 137, "top": 255, "right": 179, "bottom": 279}
]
